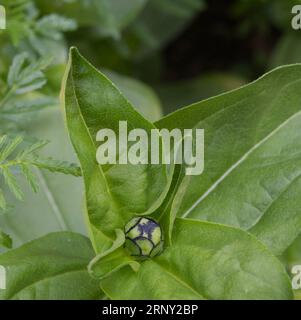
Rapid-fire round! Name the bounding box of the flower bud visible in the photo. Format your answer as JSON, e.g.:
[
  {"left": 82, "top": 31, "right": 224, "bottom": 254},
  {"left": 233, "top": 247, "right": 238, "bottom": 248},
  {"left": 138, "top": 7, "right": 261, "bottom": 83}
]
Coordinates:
[{"left": 124, "top": 217, "right": 163, "bottom": 258}]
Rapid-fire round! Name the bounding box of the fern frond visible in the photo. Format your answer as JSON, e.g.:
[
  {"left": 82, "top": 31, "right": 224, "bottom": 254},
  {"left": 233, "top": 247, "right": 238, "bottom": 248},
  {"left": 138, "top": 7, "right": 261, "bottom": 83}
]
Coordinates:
[
  {"left": 29, "top": 157, "right": 82, "bottom": 177},
  {"left": 7, "top": 53, "right": 52, "bottom": 95},
  {"left": 36, "top": 14, "right": 77, "bottom": 40},
  {"left": 0, "top": 53, "right": 52, "bottom": 110},
  {"left": 2, "top": 96, "right": 58, "bottom": 115},
  {"left": 2, "top": 167, "right": 24, "bottom": 200},
  {"left": 20, "top": 163, "right": 39, "bottom": 193},
  {"left": 0, "top": 136, "right": 23, "bottom": 162},
  {"left": 0, "top": 135, "right": 81, "bottom": 206}
]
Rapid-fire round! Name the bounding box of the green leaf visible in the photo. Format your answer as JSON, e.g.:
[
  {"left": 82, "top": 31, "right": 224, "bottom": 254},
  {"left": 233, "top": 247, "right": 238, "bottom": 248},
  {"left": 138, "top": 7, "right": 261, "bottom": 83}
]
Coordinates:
[
  {"left": 0, "top": 230, "right": 12, "bottom": 249},
  {"left": 155, "top": 64, "right": 301, "bottom": 256},
  {"left": 20, "top": 164, "right": 39, "bottom": 193},
  {"left": 101, "top": 218, "right": 293, "bottom": 300},
  {"left": 0, "top": 232, "right": 104, "bottom": 300},
  {"left": 126, "top": 0, "right": 206, "bottom": 58},
  {"left": 62, "top": 48, "right": 173, "bottom": 254},
  {"left": 0, "top": 134, "right": 81, "bottom": 208},
  {"left": 88, "top": 229, "right": 140, "bottom": 280},
  {"left": 35, "top": 14, "right": 77, "bottom": 41},
  {"left": 0, "top": 135, "right": 23, "bottom": 162},
  {"left": 2, "top": 167, "right": 23, "bottom": 201},
  {"left": 2, "top": 96, "right": 57, "bottom": 115},
  {"left": 6, "top": 53, "right": 52, "bottom": 97},
  {"left": 36, "top": 0, "right": 148, "bottom": 36},
  {"left": 7, "top": 53, "right": 28, "bottom": 88},
  {"left": 29, "top": 157, "right": 81, "bottom": 177},
  {"left": 102, "top": 69, "right": 163, "bottom": 122}
]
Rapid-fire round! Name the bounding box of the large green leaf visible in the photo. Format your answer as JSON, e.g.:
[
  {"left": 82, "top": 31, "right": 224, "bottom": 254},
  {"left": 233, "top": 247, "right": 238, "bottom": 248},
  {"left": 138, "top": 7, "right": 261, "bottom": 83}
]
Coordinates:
[
  {"left": 103, "top": 69, "right": 162, "bottom": 122},
  {"left": 45, "top": 64, "right": 163, "bottom": 122},
  {"left": 155, "top": 64, "right": 301, "bottom": 255},
  {"left": 0, "top": 232, "right": 103, "bottom": 300},
  {"left": 62, "top": 48, "right": 172, "bottom": 254},
  {"left": 101, "top": 218, "right": 293, "bottom": 300}
]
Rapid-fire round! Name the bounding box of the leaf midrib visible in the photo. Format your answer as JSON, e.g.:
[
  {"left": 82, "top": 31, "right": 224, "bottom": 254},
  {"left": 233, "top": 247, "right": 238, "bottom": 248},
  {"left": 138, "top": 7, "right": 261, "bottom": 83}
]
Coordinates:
[
  {"left": 182, "top": 109, "right": 301, "bottom": 218},
  {"left": 70, "top": 64, "right": 117, "bottom": 242},
  {"left": 249, "top": 171, "right": 301, "bottom": 232},
  {"left": 151, "top": 260, "right": 206, "bottom": 299}
]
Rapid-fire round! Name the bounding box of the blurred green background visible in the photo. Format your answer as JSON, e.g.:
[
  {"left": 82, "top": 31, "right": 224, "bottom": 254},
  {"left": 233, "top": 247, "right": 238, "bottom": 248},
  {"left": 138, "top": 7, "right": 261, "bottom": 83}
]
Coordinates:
[{"left": 0, "top": 0, "right": 301, "bottom": 299}]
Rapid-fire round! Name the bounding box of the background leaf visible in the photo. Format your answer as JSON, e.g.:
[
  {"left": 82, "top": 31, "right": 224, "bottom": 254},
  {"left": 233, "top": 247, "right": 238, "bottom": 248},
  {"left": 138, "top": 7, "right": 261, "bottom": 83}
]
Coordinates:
[
  {"left": 36, "top": 0, "right": 148, "bottom": 35},
  {"left": 0, "top": 232, "right": 103, "bottom": 300},
  {"left": 156, "top": 73, "right": 246, "bottom": 114},
  {"left": 0, "top": 107, "right": 86, "bottom": 247},
  {"left": 125, "top": 0, "right": 206, "bottom": 59},
  {"left": 0, "top": 230, "right": 12, "bottom": 249}
]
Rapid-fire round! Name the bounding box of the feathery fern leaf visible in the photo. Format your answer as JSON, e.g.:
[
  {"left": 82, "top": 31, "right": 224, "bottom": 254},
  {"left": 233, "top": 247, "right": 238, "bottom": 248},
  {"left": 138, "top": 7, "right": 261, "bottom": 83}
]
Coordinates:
[{"left": 0, "top": 135, "right": 81, "bottom": 207}]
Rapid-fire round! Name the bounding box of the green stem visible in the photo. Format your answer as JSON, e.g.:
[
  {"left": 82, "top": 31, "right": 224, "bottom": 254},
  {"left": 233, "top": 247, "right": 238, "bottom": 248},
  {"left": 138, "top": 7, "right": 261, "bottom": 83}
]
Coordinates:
[
  {"left": 35, "top": 168, "right": 68, "bottom": 231},
  {"left": 0, "top": 159, "right": 25, "bottom": 169}
]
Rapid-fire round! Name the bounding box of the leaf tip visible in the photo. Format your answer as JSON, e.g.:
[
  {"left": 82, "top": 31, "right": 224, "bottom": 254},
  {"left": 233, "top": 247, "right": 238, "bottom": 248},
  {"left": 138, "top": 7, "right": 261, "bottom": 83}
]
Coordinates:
[{"left": 69, "top": 46, "right": 81, "bottom": 62}]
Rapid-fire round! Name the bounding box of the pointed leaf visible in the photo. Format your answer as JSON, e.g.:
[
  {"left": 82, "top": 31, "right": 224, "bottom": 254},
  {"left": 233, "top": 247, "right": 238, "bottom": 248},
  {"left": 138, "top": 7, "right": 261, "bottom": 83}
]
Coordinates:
[{"left": 62, "top": 48, "right": 173, "bottom": 254}]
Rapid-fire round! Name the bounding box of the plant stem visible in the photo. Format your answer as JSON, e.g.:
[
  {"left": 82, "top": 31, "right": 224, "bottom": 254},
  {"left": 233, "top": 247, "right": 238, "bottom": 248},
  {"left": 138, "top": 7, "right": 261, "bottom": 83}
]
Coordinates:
[{"left": 35, "top": 168, "right": 68, "bottom": 231}]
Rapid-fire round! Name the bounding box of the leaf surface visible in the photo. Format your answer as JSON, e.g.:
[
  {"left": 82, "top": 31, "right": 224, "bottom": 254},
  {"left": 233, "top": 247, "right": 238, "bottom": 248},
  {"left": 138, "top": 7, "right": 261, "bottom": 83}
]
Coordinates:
[
  {"left": 101, "top": 218, "right": 293, "bottom": 300},
  {"left": 0, "top": 232, "right": 103, "bottom": 300},
  {"left": 155, "top": 64, "right": 301, "bottom": 255},
  {"left": 62, "top": 48, "right": 172, "bottom": 253}
]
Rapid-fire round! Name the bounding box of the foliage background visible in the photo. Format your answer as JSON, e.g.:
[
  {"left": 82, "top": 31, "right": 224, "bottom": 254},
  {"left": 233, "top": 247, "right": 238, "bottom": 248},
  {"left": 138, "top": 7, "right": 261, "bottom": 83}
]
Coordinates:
[{"left": 0, "top": 0, "right": 301, "bottom": 299}]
